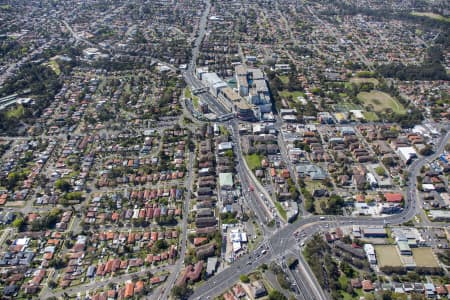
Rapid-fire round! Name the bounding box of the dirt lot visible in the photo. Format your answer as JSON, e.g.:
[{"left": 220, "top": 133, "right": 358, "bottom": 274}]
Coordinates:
[{"left": 412, "top": 248, "right": 440, "bottom": 268}]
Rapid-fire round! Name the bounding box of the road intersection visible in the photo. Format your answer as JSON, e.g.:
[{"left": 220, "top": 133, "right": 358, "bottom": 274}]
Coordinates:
[{"left": 189, "top": 131, "right": 449, "bottom": 300}]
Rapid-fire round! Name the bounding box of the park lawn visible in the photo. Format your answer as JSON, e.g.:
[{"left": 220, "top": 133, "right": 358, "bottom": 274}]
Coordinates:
[
  {"left": 245, "top": 154, "right": 262, "bottom": 170},
  {"left": 48, "top": 60, "right": 61, "bottom": 75},
  {"left": 363, "top": 111, "right": 379, "bottom": 121},
  {"left": 305, "top": 180, "right": 326, "bottom": 194},
  {"left": 349, "top": 77, "right": 379, "bottom": 86},
  {"left": 6, "top": 104, "right": 25, "bottom": 119},
  {"left": 339, "top": 274, "right": 348, "bottom": 289},
  {"left": 278, "top": 75, "right": 289, "bottom": 85},
  {"left": 279, "top": 90, "right": 305, "bottom": 101},
  {"left": 335, "top": 102, "right": 362, "bottom": 111},
  {"left": 219, "top": 125, "right": 230, "bottom": 136},
  {"left": 411, "top": 12, "right": 450, "bottom": 22},
  {"left": 357, "top": 91, "right": 406, "bottom": 115},
  {"left": 314, "top": 198, "right": 328, "bottom": 214}
]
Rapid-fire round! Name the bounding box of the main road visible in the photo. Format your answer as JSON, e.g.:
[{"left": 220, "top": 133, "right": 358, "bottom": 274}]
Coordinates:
[
  {"left": 230, "top": 120, "right": 285, "bottom": 225},
  {"left": 275, "top": 116, "right": 307, "bottom": 215},
  {"left": 183, "top": 0, "right": 230, "bottom": 116},
  {"left": 190, "top": 131, "right": 449, "bottom": 299},
  {"left": 158, "top": 152, "right": 195, "bottom": 300}
]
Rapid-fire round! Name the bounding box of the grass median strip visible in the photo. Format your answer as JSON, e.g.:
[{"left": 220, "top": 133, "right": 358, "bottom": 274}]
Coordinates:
[{"left": 274, "top": 201, "right": 287, "bottom": 221}]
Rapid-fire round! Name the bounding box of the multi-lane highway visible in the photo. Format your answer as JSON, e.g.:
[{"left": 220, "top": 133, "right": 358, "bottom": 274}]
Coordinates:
[
  {"left": 182, "top": 0, "right": 230, "bottom": 116},
  {"left": 190, "top": 131, "right": 449, "bottom": 300},
  {"left": 230, "top": 120, "right": 284, "bottom": 225}
]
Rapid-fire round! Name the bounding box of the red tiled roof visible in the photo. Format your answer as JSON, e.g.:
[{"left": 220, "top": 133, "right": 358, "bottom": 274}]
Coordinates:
[
  {"left": 194, "top": 237, "right": 208, "bottom": 246},
  {"left": 135, "top": 281, "right": 144, "bottom": 293},
  {"left": 362, "top": 280, "right": 374, "bottom": 291},
  {"left": 124, "top": 282, "right": 134, "bottom": 298},
  {"left": 384, "top": 193, "right": 403, "bottom": 203},
  {"left": 436, "top": 285, "right": 447, "bottom": 295}
]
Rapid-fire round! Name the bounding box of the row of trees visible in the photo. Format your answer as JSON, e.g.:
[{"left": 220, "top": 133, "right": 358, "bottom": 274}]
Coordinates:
[
  {"left": 0, "top": 62, "right": 62, "bottom": 135},
  {"left": 304, "top": 234, "right": 343, "bottom": 299},
  {"left": 377, "top": 46, "right": 448, "bottom": 81}
]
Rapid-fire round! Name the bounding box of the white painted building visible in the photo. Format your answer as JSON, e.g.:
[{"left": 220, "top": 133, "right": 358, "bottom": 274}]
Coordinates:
[{"left": 364, "top": 244, "right": 377, "bottom": 264}]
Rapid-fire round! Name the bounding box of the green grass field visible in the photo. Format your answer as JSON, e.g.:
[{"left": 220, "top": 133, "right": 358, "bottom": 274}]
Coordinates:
[
  {"left": 363, "top": 111, "right": 379, "bottom": 121},
  {"left": 219, "top": 125, "right": 230, "bottom": 136},
  {"left": 335, "top": 102, "right": 363, "bottom": 111},
  {"left": 245, "top": 154, "right": 262, "bottom": 170},
  {"left": 411, "top": 12, "right": 450, "bottom": 22},
  {"left": 314, "top": 198, "right": 327, "bottom": 214},
  {"left": 375, "top": 245, "right": 403, "bottom": 267},
  {"left": 278, "top": 75, "right": 289, "bottom": 85},
  {"left": 6, "top": 105, "right": 25, "bottom": 119},
  {"left": 192, "top": 96, "right": 199, "bottom": 109},
  {"left": 48, "top": 60, "right": 61, "bottom": 75},
  {"left": 357, "top": 91, "right": 406, "bottom": 115},
  {"left": 279, "top": 90, "right": 306, "bottom": 101},
  {"left": 350, "top": 77, "right": 379, "bottom": 86},
  {"left": 305, "top": 180, "right": 326, "bottom": 194},
  {"left": 184, "top": 88, "right": 199, "bottom": 109},
  {"left": 184, "top": 87, "right": 192, "bottom": 98}
]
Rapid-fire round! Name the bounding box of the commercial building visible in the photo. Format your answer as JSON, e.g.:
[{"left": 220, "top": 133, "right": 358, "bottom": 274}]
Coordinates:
[
  {"left": 201, "top": 72, "right": 227, "bottom": 97},
  {"left": 429, "top": 210, "right": 450, "bottom": 221},
  {"left": 206, "top": 257, "right": 218, "bottom": 277},
  {"left": 397, "top": 240, "right": 412, "bottom": 256},
  {"left": 219, "top": 173, "right": 233, "bottom": 190},
  {"left": 397, "top": 147, "right": 417, "bottom": 164},
  {"left": 195, "top": 66, "right": 258, "bottom": 120},
  {"left": 229, "top": 228, "right": 247, "bottom": 253},
  {"left": 364, "top": 244, "right": 377, "bottom": 264},
  {"left": 235, "top": 65, "right": 272, "bottom": 118},
  {"left": 366, "top": 173, "right": 378, "bottom": 188},
  {"left": 218, "top": 142, "right": 233, "bottom": 152},
  {"left": 218, "top": 87, "right": 255, "bottom": 120},
  {"left": 362, "top": 226, "right": 387, "bottom": 238}
]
